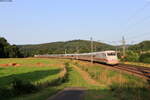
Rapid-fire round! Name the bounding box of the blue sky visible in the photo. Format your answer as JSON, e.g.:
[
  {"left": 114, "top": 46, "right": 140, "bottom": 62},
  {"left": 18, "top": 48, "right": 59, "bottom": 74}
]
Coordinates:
[{"left": 0, "top": 0, "right": 150, "bottom": 45}]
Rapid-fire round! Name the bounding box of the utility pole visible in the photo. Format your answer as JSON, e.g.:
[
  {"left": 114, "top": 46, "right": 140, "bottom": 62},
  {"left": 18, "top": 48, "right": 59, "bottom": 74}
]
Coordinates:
[
  {"left": 112, "top": 41, "right": 118, "bottom": 53},
  {"left": 94, "top": 44, "right": 97, "bottom": 52},
  {"left": 90, "top": 37, "right": 93, "bottom": 64},
  {"left": 65, "top": 49, "right": 67, "bottom": 54},
  {"left": 122, "top": 36, "right": 126, "bottom": 58},
  {"left": 76, "top": 46, "right": 79, "bottom": 60}
]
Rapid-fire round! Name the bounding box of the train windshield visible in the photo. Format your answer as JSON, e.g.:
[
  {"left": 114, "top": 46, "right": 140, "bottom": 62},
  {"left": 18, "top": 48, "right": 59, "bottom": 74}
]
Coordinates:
[{"left": 107, "top": 52, "right": 116, "bottom": 56}]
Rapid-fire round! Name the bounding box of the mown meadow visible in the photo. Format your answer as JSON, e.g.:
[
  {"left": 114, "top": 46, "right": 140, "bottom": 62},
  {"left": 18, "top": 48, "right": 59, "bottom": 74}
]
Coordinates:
[{"left": 0, "top": 58, "right": 68, "bottom": 100}]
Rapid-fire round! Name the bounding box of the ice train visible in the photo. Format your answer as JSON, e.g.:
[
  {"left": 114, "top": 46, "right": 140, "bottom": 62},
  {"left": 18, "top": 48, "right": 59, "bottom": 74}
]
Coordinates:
[{"left": 35, "top": 50, "right": 119, "bottom": 65}]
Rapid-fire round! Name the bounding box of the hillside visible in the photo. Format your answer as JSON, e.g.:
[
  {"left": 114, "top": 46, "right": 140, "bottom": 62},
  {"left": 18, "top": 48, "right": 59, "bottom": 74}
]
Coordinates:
[
  {"left": 18, "top": 40, "right": 115, "bottom": 57},
  {"left": 18, "top": 40, "right": 150, "bottom": 57},
  {"left": 128, "top": 40, "right": 150, "bottom": 52}
]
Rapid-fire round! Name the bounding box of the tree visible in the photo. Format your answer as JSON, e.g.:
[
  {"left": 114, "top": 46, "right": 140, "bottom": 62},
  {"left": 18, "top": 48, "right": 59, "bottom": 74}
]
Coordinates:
[
  {"left": 0, "top": 37, "right": 22, "bottom": 58},
  {"left": 123, "top": 51, "right": 139, "bottom": 62},
  {"left": 0, "top": 37, "right": 10, "bottom": 58}
]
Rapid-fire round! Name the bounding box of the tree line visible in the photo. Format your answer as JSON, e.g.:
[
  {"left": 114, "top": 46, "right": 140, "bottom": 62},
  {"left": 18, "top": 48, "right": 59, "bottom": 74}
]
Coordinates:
[{"left": 0, "top": 37, "right": 22, "bottom": 58}]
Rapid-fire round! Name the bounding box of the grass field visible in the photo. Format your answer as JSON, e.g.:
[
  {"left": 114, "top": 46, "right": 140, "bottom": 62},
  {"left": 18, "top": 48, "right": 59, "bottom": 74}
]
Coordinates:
[
  {"left": 0, "top": 58, "right": 150, "bottom": 100},
  {"left": 0, "top": 58, "right": 69, "bottom": 100},
  {"left": 74, "top": 60, "right": 150, "bottom": 100},
  {"left": 0, "top": 58, "right": 66, "bottom": 87}
]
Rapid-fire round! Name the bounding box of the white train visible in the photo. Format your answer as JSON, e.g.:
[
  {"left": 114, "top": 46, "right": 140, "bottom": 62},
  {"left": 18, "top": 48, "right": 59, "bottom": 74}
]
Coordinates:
[{"left": 35, "top": 50, "right": 119, "bottom": 65}]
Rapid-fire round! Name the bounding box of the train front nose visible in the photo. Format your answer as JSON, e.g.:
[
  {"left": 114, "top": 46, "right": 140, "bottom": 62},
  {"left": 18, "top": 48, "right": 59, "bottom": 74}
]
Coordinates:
[{"left": 107, "top": 58, "right": 119, "bottom": 64}]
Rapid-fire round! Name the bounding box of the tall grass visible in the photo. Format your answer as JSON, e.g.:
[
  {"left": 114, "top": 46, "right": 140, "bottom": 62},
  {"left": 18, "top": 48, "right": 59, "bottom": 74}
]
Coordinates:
[{"left": 74, "top": 60, "right": 150, "bottom": 100}]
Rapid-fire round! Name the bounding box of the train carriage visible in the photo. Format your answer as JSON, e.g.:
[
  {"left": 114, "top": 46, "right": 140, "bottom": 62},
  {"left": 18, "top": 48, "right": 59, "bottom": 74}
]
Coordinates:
[{"left": 34, "top": 50, "right": 119, "bottom": 65}]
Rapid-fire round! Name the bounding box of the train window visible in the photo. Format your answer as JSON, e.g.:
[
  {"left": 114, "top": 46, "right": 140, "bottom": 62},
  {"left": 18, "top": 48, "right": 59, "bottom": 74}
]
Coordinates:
[
  {"left": 107, "top": 52, "right": 116, "bottom": 56},
  {"left": 103, "top": 53, "right": 106, "bottom": 57}
]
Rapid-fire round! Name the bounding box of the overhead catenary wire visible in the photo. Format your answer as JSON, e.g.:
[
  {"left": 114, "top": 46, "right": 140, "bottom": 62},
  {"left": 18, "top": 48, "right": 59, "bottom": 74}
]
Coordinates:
[
  {"left": 124, "top": 15, "right": 150, "bottom": 34},
  {"left": 121, "top": 2, "right": 150, "bottom": 35},
  {"left": 97, "top": 32, "right": 149, "bottom": 46},
  {"left": 124, "top": 33, "right": 150, "bottom": 45},
  {"left": 127, "top": 32, "right": 150, "bottom": 40},
  {"left": 119, "top": 2, "right": 150, "bottom": 46},
  {"left": 126, "top": 2, "right": 150, "bottom": 23},
  {"left": 97, "top": 1, "right": 150, "bottom": 46}
]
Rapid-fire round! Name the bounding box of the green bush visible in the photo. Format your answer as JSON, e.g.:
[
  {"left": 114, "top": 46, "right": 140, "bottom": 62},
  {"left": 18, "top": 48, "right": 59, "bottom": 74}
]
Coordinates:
[
  {"left": 139, "top": 53, "right": 150, "bottom": 63},
  {"left": 0, "top": 87, "right": 13, "bottom": 99},
  {"left": 123, "top": 51, "right": 139, "bottom": 62},
  {"left": 12, "top": 78, "right": 37, "bottom": 95},
  {"left": 0, "top": 78, "right": 37, "bottom": 99}
]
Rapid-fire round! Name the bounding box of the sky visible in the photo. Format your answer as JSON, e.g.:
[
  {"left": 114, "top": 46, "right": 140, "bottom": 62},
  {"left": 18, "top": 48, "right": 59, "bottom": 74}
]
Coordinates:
[{"left": 0, "top": 0, "right": 150, "bottom": 45}]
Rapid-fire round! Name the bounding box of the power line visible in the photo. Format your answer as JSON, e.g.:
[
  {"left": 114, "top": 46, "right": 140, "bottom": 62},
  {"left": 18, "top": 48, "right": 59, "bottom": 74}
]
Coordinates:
[
  {"left": 121, "top": 2, "right": 150, "bottom": 35},
  {"left": 126, "top": 2, "right": 150, "bottom": 23},
  {"left": 124, "top": 15, "right": 150, "bottom": 34},
  {"left": 127, "top": 32, "right": 150, "bottom": 40},
  {"left": 96, "top": 32, "right": 149, "bottom": 46},
  {"left": 124, "top": 33, "right": 150, "bottom": 45}
]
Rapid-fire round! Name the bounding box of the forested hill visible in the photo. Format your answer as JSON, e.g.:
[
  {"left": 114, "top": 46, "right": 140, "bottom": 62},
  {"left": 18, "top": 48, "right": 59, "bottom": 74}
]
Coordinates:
[
  {"left": 18, "top": 40, "right": 115, "bottom": 57},
  {"left": 128, "top": 40, "right": 150, "bottom": 51}
]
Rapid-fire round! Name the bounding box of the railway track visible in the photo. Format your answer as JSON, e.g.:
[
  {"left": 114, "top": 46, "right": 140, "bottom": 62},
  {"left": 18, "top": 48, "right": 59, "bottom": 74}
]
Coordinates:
[
  {"left": 73, "top": 58, "right": 150, "bottom": 81},
  {"left": 74, "top": 58, "right": 150, "bottom": 80},
  {"left": 110, "top": 64, "right": 150, "bottom": 80}
]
